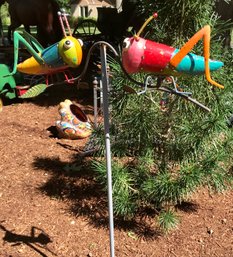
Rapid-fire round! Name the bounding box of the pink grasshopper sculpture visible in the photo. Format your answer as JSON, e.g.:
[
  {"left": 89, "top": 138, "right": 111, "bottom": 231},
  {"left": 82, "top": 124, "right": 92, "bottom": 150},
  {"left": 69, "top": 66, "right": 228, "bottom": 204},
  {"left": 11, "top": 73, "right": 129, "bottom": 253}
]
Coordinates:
[{"left": 122, "top": 13, "right": 224, "bottom": 91}]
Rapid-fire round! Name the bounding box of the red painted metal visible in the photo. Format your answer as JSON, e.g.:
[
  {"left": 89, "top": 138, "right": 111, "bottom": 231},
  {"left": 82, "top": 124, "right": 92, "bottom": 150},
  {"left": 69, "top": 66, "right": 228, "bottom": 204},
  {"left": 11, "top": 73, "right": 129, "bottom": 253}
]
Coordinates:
[{"left": 141, "top": 40, "right": 175, "bottom": 73}]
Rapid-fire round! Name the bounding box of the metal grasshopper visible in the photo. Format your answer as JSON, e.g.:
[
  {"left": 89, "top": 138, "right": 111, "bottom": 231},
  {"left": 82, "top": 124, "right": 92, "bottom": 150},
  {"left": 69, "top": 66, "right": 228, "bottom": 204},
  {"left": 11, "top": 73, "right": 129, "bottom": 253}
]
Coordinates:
[
  {"left": 7, "top": 11, "right": 83, "bottom": 82},
  {"left": 122, "top": 13, "right": 224, "bottom": 90}
]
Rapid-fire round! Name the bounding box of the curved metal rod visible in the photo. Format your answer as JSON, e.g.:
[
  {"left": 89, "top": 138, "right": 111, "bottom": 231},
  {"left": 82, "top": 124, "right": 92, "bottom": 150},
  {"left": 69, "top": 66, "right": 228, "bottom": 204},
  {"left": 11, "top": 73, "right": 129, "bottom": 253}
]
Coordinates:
[
  {"left": 78, "top": 41, "right": 119, "bottom": 80},
  {"left": 45, "top": 40, "right": 210, "bottom": 112},
  {"left": 46, "top": 41, "right": 119, "bottom": 88},
  {"left": 115, "top": 67, "right": 211, "bottom": 111}
]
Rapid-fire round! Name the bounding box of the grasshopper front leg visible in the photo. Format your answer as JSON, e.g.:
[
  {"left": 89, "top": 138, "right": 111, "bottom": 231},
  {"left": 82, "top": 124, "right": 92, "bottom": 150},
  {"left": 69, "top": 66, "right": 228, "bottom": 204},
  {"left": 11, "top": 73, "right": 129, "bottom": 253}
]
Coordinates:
[
  {"left": 9, "top": 31, "right": 44, "bottom": 76},
  {"left": 170, "top": 25, "right": 224, "bottom": 89}
]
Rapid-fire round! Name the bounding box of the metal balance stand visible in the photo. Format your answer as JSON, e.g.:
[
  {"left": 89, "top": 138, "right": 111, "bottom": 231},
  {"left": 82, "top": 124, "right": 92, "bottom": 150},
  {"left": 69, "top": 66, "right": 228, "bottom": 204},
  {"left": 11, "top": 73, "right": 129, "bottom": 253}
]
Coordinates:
[{"left": 98, "top": 42, "right": 117, "bottom": 257}]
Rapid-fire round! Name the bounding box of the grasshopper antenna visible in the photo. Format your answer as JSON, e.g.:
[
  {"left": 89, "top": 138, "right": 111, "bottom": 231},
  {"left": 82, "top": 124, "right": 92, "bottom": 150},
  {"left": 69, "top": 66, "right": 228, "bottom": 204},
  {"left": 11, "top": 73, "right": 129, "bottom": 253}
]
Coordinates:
[
  {"left": 134, "top": 12, "right": 158, "bottom": 40},
  {"left": 58, "top": 10, "right": 72, "bottom": 37}
]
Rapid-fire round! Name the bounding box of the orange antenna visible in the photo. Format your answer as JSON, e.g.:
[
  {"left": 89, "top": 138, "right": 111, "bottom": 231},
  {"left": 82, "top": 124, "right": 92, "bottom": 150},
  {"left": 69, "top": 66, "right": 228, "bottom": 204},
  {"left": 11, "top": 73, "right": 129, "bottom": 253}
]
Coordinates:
[{"left": 135, "top": 12, "right": 158, "bottom": 40}]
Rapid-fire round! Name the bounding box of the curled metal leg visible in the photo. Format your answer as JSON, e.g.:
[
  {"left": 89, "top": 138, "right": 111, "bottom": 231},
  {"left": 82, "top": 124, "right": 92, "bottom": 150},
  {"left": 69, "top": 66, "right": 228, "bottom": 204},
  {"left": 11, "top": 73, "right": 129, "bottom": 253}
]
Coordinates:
[{"left": 164, "top": 76, "right": 192, "bottom": 96}]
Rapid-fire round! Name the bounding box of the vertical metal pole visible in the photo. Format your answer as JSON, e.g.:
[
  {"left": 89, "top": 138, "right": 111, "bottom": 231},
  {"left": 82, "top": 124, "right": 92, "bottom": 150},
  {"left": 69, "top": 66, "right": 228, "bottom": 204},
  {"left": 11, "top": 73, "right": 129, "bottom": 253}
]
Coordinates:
[
  {"left": 99, "top": 79, "right": 103, "bottom": 112},
  {"left": 93, "top": 77, "right": 98, "bottom": 129},
  {"left": 99, "top": 43, "right": 115, "bottom": 257}
]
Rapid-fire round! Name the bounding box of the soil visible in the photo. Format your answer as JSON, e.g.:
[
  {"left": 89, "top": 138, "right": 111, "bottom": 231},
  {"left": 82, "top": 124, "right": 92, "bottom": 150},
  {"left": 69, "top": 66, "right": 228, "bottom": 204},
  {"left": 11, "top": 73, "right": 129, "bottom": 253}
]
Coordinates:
[{"left": 0, "top": 84, "right": 232, "bottom": 257}]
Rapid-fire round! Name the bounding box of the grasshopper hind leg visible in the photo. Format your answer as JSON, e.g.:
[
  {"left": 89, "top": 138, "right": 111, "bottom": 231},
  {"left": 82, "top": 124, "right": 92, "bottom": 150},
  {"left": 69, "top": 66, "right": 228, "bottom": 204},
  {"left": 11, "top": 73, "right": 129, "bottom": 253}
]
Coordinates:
[{"left": 170, "top": 25, "right": 224, "bottom": 89}]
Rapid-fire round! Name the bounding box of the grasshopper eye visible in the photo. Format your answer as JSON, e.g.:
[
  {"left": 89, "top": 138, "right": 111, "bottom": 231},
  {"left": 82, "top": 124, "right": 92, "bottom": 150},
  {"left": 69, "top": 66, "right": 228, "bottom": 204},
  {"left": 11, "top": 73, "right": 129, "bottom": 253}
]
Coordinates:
[
  {"left": 63, "top": 40, "right": 74, "bottom": 50},
  {"left": 122, "top": 38, "right": 131, "bottom": 51},
  {"left": 78, "top": 39, "right": 83, "bottom": 47}
]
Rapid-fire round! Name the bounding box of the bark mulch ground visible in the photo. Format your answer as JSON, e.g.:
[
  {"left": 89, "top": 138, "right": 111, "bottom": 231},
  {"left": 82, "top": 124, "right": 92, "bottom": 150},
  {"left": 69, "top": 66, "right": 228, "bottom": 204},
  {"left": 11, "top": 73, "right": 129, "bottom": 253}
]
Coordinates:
[{"left": 0, "top": 85, "right": 232, "bottom": 257}]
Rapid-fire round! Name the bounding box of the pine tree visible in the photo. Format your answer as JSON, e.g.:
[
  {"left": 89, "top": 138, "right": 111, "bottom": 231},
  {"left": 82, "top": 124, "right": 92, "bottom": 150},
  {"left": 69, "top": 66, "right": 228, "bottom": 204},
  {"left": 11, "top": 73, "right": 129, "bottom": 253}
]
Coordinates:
[{"left": 92, "top": 0, "right": 233, "bottom": 232}]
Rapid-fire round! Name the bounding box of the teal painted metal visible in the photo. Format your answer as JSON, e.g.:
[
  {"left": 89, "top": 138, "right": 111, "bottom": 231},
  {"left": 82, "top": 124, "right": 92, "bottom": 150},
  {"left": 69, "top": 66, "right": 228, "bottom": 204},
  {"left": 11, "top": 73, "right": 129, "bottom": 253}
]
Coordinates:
[{"left": 173, "top": 49, "right": 224, "bottom": 75}]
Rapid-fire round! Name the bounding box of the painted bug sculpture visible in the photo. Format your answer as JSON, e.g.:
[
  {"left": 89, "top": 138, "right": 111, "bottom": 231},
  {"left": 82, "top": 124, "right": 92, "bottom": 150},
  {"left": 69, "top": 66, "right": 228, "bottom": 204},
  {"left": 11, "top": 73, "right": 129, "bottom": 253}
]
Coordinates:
[
  {"left": 0, "top": 11, "right": 84, "bottom": 99},
  {"left": 11, "top": 33, "right": 83, "bottom": 76},
  {"left": 122, "top": 13, "right": 224, "bottom": 90},
  {"left": 9, "top": 12, "right": 83, "bottom": 77}
]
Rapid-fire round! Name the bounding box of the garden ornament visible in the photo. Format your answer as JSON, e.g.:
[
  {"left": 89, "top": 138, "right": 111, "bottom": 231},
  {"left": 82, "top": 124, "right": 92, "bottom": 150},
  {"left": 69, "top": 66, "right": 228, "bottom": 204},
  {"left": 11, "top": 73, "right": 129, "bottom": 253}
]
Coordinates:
[
  {"left": 55, "top": 99, "right": 92, "bottom": 139},
  {"left": 4, "top": 11, "right": 83, "bottom": 93},
  {"left": 122, "top": 13, "right": 224, "bottom": 90}
]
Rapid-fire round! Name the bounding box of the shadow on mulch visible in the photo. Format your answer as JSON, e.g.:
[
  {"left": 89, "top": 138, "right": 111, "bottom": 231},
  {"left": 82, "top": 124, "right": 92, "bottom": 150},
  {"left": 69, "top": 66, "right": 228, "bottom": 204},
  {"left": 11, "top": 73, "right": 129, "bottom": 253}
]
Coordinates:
[
  {"left": 176, "top": 202, "right": 199, "bottom": 213},
  {"left": 3, "top": 83, "right": 94, "bottom": 112},
  {"left": 32, "top": 155, "right": 202, "bottom": 240},
  {"left": 0, "top": 223, "right": 56, "bottom": 257},
  {"left": 27, "top": 85, "right": 94, "bottom": 109}
]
